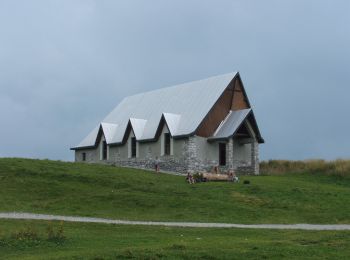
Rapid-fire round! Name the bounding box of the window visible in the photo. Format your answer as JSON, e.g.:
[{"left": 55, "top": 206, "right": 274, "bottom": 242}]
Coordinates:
[
  {"left": 82, "top": 152, "right": 86, "bottom": 161},
  {"left": 131, "top": 137, "right": 137, "bottom": 158},
  {"left": 102, "top": 141, "right": 107, "bottom": 160},
  {"left": 219, "top": 143, "right": 226, "bottom": 166},
  {"left": 164, "top": 133, "right": 171, "bottom": 155}
]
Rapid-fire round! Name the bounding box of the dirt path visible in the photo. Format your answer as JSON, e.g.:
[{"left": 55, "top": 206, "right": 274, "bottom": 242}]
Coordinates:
[{"left": 1, "top": 212, "right": 350, "bottom": 230}]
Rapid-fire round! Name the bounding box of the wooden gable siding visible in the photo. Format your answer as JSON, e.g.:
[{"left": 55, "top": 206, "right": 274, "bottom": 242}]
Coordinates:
[
  {"left": 231, "top": 78, "right": 249, "bottom": 110},
  {"left": 195, "top": 75, "right": 251, "bottom": 138},
  {"left": 195, "top": 80, "right": 234, "bottom": 137}
]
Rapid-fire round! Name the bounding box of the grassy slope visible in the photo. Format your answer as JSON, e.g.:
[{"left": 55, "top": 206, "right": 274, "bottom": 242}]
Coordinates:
[
  {"left": 0, "top": 158, "right": 350, "bottom": 224},
  {"left": 1, "top": 220, "right": 350, "bottom": 260}
]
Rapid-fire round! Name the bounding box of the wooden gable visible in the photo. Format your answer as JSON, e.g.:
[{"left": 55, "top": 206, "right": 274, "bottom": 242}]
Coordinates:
[
  {"left": 231, "top": 77, "right": 250, "bottom": 110},
  {"left": 195, "top": 73, "right": 251, "bottom": 137}
]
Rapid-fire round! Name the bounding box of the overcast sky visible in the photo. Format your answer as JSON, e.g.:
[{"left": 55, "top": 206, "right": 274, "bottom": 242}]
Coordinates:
[{"left": 0, "top": 0, "right": 349, "bottom": 161}]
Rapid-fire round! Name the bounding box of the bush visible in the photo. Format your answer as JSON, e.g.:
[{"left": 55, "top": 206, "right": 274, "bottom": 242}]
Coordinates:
[
  {"left": 260, "top": 159, "right": 350, "bottom": 176},
  {"left": 243, "top": 180, "right": 250, "bottom": 185},
  {"left": 0, "top": 223, "right": 67, "bottom": 249},
  {"left": 0, "top": 228, "right": 43, "bottom": 248},
  {"left": 46, "top": 221, "right": 66, "bottom": 243},
  {"left": 11, "top": 227, "right": 39, "bottom": 241}
]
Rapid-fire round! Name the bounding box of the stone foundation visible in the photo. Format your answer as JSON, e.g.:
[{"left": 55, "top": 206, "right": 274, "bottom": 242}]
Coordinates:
[{"left": 113, "top": 156, "right": 187, "bottom": 173}]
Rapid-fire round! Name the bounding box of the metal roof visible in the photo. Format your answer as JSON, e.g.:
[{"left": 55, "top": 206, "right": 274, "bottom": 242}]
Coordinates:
[
  {"left": 210, "top": 109, "right": 251, "bottom": 140},
  {"left": 101, "top": 122, "right": 118, "bottom": 143},
  {"left": 73, "top": 72, "right": 238, "bottom": 148},
  {"left": 76, "top": 125, "right": 100, "bottom": 148},
  {"left": 163, "top": 113, "right": 181, "bottom": 134},
  {"left": 129, "top": 118, "right": 147, "bottom": 139}
]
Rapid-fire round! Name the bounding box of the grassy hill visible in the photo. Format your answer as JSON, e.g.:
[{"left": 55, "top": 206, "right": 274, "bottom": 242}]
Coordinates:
[
  {"left": 1, "top": 158, "right": 350, "bottom": 259},
  {"left": 0, "top": 158, "right": 350, "bottom": 224}
]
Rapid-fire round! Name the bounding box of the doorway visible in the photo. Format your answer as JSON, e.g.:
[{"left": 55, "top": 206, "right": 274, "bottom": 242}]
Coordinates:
[{"left": 219, "top": 143, "right": 226, "bottom": 166}]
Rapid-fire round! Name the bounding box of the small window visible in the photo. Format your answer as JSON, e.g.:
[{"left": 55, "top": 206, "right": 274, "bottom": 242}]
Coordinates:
[
  {"left": 219, "top": 143, "right": 226, "bottom": 166},
  {"left": 131, "top": 137, "right": 137, "bottom": 158},
  {"left": 82, "top": 152, "right": 86, "bottom": 161},
  {"left": 164, "top": 133, "right": 171, "bottom": 155},
  {"left": 102, "top": 141, "right": 107, "bottom": 160}
]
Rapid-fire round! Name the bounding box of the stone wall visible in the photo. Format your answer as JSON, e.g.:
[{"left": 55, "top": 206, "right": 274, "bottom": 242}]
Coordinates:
[
  {"left": 251, "top": 141, "right": 259, "bottom": 174},
  {"left": 75, "top": 147, "right": 100, "bottom": 163},
  {"left": 112, "top": 156, "right": 187, "bottom": 173},
  {"left": 108, "top": 135, "right": 189, "bottom": 173},
  {"left": 233, "top": 141, "right": 259, "bottom": 175},
  {"left": 187, "top": 136, "right": 260, "bottom": 175},
  {"left": 74, "top": 135, "right": 260, "bottom": 175}
]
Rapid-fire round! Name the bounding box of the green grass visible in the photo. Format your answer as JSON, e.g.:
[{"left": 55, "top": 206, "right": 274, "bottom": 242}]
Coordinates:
[
  {"left": 1, "top": 158, "right": 350, "bottom": 259},
  {"left": 0, "top": 158, "right": 350, "bottom": 224},
  {"left": 0, "top": 219, "right": 350, "bottom": 259}
]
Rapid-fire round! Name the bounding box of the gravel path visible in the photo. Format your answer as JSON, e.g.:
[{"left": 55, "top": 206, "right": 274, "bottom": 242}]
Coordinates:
[{"left": 1, "top": 212, "right": 350, "bottom": 231}]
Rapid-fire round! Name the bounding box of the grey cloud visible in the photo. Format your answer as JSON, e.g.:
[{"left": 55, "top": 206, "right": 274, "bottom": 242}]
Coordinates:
[{"left": 0, "top": 0, "right": 349, "bottom": 161}]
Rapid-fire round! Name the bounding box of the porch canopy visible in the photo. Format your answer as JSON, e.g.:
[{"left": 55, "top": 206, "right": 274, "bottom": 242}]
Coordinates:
[{"left": 208, "top": 108, "right": 264, "bottom": 143}]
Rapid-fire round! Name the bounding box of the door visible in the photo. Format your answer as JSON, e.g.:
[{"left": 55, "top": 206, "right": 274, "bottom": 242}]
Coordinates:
[{"left": 219, "top": 143, "right": 226, "bottom": 166}]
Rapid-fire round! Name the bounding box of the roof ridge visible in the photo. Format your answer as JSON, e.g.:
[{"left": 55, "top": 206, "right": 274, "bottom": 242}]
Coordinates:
[{"left": 123, "top": 71, "right": 238, "bottom": 100}]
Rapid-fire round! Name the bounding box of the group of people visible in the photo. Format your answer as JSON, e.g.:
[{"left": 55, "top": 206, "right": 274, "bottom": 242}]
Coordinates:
[
  {"left": 185, "top": 170, "right": 239, "bottom": 184},
  {"left": 154, "top": 159, "right": 239, "bottom": 184}
]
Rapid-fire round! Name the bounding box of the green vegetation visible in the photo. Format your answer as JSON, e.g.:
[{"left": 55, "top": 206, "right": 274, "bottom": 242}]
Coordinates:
[
  {"left": 1, "top": 219, "right": 350, "bottom": 259},
  {"left": 1, "top": 158, "right": 350, "bottom": 259},
  {"left": 260, "top": 159, "right": 350, "bottom": 176},
  {"left": 0, "top": 158, "right": 350, "bottom": 224}
]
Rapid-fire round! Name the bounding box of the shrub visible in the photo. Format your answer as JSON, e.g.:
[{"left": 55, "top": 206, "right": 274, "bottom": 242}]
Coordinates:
[
  {"left": 1, "top": 227, "right": 42, "bottom": 248},
  {"left": 0, "top": 223, "right": 67, "bottom": 249},
  {"left": 11, "top": 227, "right": 39, "bottom": 241},
  {"left": 260, "top": 159, "right": 350, "bottom": 176},
  {"left": 243, "top": 180, "right": 250, "bottom": 185},
  {"left": 46, "top": 221, "right": 66, "bottom": 243}
]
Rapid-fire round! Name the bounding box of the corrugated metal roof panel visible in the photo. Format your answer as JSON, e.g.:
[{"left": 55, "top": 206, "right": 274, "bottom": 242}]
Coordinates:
[
  {"left": 76, "top": 124, "right": 100, "bottom": 148},
  {"left": 74, "top": 72, "right": 237, "bottom": 148},
  {"left": 211, "top": 109, "right": 251, "bottom": 139},
  {"left": 130, "top": 118, "right": 147, "bottom": 139},
  {"left": 110, "top": 121, "right": 128, "bottom": 144},
  {"left": 101, "top": 122, "right": 118, "bottom": 144},
  {"left": 163, "top": 113, "right": 181, "bottom": 136}
]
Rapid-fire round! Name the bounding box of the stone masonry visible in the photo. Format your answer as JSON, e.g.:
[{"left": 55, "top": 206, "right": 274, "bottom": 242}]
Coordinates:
[{"left": 75, "top": 135, "right": 260, "bottom": 175}]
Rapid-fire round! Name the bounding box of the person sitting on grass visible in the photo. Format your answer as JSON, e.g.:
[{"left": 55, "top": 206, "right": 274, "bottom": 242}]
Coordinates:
[
  {"left": 186, "top": 172, "right": 195, "bottom": 184},
  {"left": 232, "top": 171, "right": 239, "bottom": 182},
  {"left": 228, "top": 171, "right": 234, "bottom": 182},
  {"left": 212, "top": 166, "right": 220, "bottom": 174},
  {"left": 228, "top": 170, "right": 239, "bottom": 182}
]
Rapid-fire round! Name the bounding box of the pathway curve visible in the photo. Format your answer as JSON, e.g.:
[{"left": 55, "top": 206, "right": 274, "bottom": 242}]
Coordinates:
[{"left": 1, "top": 212, "right": 350, "bottom": 231}]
